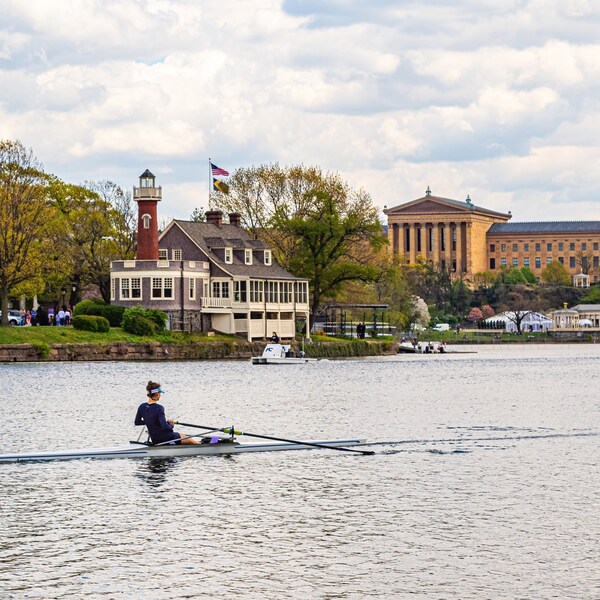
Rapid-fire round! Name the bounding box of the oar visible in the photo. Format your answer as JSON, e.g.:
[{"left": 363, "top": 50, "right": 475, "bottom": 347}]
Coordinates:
[{"left": 174, "top": 422, "right": 375, "bottom": 456}]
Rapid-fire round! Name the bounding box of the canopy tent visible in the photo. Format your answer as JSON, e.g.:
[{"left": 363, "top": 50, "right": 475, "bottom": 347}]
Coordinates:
[{"left": 485, "top": 311, "right": 552, "bottom": 332}]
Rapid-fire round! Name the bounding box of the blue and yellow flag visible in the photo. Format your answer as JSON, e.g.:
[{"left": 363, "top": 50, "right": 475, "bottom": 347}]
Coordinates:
[{"left": 213, "top": 178, "right": 229, "bottom": 194}]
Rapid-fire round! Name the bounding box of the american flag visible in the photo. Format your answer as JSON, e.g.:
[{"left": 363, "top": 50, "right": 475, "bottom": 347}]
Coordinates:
[{"left": 211, "top": 162, "right": 229, "bottom": 177}]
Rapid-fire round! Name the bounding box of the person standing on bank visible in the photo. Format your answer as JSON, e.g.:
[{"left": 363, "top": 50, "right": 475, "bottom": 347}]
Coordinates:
[
  {"left": 135, "top": 381, "right": 200, "bottom": 445},
  {"left": 270, "top": 332, "right": 280, "bottom": 343}
]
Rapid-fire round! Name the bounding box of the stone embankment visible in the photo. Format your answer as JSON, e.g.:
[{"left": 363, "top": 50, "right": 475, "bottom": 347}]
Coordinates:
[{"left": 0, "top": 340, "right": 398, "bottom": 363}]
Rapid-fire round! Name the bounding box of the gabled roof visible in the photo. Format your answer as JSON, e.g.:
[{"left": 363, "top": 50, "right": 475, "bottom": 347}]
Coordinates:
[
  {"left": 488, "top": 222, "right": 600, "bottom": 234},
  {"left": 161, "top": 220, "right": 303, "bottom": 280},
  {"left": 384, "top": 193, "right": 511, "bottom": 220}
]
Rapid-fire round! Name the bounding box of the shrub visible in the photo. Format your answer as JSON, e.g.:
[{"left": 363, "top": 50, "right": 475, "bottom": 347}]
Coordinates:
[
  {"left": 100, "top": 304, "right": 126, "bottom": 327},
  {"left": 122, "top": 306, "right": 160, "bottom": 336},
  {"left": 73, "top": 298, "right": 106, "bottom": 317},
  {"left": 144, "top": 308, "right": 167, "bottom": 331},
  {"left": 72, "top": 315, "right": 110, "bottom": 333}
]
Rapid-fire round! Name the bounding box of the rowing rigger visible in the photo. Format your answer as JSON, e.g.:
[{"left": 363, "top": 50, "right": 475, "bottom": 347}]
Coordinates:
[{"left": 0, "top": 430, "right": 370, "bottom": 463}]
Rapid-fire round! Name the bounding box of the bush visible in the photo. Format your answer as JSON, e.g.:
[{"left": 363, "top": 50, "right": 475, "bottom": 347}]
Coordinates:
[
  {"left": 122, "top": 306, "right": 161, "bottom": 336},
  {"left": 73, "top": 298, "right": 106, "bottom": 317},
  {"left": 72, "top": 315, "right": 110, "bottom": 333},
  {"left": 100, "top": 305, "right": 126, "bottom": 327},
  {"left": 144, "top": 308, "right": 167, "bottom": 331}
]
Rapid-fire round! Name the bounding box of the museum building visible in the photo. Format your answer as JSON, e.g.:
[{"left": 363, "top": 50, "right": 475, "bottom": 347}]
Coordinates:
[{"left": 384, "top": 188, "right": 600, "bottom": 284}]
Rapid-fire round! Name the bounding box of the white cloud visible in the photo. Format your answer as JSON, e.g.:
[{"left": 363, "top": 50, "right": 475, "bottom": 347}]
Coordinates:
[{"left": 0, "top": 0, "right": 599, "bottom": 224}]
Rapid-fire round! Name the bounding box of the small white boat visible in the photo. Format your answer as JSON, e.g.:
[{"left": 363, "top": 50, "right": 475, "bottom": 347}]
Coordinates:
[
  {"left": 251, "top": 343, "right": 316, "bottom": 365},
  {"left": 0, "top": 436, "right": 366, "bottom": 463},
  {"left": 398, "top": 340, "right": 448, "bottom": 354}
]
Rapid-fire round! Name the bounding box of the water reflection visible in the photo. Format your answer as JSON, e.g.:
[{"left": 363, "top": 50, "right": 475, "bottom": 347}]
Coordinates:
[{"left": 135, "top": 457, "right": 179, "bottom": 489}]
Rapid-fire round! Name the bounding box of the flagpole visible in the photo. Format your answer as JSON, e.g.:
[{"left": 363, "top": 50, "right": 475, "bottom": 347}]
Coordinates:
[{"left": 208, "top": 157, "right": 212, "bottom": 210}]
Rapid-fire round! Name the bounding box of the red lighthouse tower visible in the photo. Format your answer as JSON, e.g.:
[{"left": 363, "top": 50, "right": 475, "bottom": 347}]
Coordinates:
[{"left": 134, "top": 169, "right": 162, "bottom": 260}]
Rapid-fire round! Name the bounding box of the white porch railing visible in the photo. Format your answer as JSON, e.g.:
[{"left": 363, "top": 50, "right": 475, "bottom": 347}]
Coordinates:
[{"left": 202, "top": 297, "right": 232, "bottom": 309}]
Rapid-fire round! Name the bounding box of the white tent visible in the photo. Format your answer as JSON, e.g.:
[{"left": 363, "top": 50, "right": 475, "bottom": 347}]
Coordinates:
[{"left": 485, "top": 311, "right": 552, "bottom": 332}]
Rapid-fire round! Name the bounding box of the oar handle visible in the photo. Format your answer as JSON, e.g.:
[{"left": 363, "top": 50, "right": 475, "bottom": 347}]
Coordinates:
[{"left": 174, "top": 422, "right": 375, "bottom": 456}]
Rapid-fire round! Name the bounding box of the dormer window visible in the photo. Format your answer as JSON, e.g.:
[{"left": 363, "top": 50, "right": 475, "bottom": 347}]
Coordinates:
[
  {"left": 224, "top": 247, "right": 233, "bottom": 264},
  {"left": 264, "top": 250, "right": 272, "bottom": 266},
  {"left": 245, "top": 249, "right": 253, "bottom": 265},
  {"left": 142, "top": 214, "right": 151, "bottom": 229}
]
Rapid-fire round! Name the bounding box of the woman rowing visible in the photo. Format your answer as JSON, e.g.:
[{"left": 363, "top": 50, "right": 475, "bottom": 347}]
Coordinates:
[{"left": 135, "top": 381, "right": 200, "bottom": 445}]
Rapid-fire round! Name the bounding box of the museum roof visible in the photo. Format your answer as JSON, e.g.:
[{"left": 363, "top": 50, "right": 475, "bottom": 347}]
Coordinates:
[{"left": 488, "top": 222, "right": 600, "bottom": 234}]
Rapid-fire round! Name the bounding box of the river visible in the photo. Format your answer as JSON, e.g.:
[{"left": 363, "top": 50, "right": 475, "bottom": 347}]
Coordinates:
[{"left": 1, "top": 344, "right": 598, "bottom": 599}]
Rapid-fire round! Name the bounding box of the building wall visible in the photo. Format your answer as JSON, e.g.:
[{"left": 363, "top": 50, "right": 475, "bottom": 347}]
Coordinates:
[{"left": 487, "top": 232, "right": 600, "bottom": 281}]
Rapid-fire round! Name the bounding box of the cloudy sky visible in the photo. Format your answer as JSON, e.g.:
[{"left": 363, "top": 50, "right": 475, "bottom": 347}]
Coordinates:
[{"left": 1, "top": 0, "right": 600, "bottom": 223}]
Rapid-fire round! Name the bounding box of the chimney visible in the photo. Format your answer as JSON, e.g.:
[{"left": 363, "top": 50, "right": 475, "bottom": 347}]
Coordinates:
[
  {"left": 205, "top": 210, "right": 223, "bottom": 227},
  {"left": 229, "top": 212, "right": 241, "bottom": 227}
]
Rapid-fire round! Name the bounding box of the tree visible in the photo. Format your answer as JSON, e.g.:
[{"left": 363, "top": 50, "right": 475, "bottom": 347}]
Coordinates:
[
  {"left": 473, "top": 270, "right": 498, "bottom": 289},
  {"left": 278, "top": 189, "right": 386, "bottom": 322},
  {"left": 212, "top": 164, "right": 386, "bottom": 322},
  {"left": 0, "top": 140, "right": 52, "bottom": 325},
  {"left": 466, "top": 307, "right": 483, "bottom": 322},
  {"left": 541, "top": 261, "right": 571, "bottom": 286},
  {"left": 575, "top": 250, "right": 595, "bottom": 275},
  {"left": 498, "top": 285, "right": 539, "bottom": 334},
  {"left": 504, "top": 267, "right": 527, "bottom": 285},
  {"left": 480, "top": 304, "right": 495, "bottom": 319},
  {"left": 520, "top": 266, "right": 537, "bottom": 284},
  {"left": 190, "top": 207, "right": 206, "bottom": 222}
]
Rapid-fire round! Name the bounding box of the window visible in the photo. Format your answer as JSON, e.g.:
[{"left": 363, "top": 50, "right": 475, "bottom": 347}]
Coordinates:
[
  {"left": 501, "top": 258, "right": 507, "bottom": 267},
  {"left": 224, "top": 247, "right": 233, "bottom": 264},
  {"left": 594, "top": 256, "right": 599, "bottom": 268},
  {"left": 189, "top": 278, "right": 195, "bottom": 300},
  {"left": 121, "top": 277, "right": 141, "bottom": 300},
  {"left": 295, "top": 282, "right": 308, "bottom": 304},
  {"left": 524, "top": 257, "right": 530, "bottom": 267},
  {"left": 535, "top": 257, "right": 541, "bottom": 269},
  {"left": 266, "top": 281, "right": 278, "bottom": 303},
  {"left": 558, "top": 243, "right": 563, "bottom": 251},
  {"left": 570, "top": 243, "right": 575, "bottom": 251},
  {"left": 245, "top": 249, "right": 253, "bottom": 265},
  {"left": 158, "top": 249, "right": 168, "bottom": 260},
  {"left": 212, "top": 281, "right": 221, "bottom": 298},
  {"left": 512, "top": 258, "right": 518, "bottom": 266},
  {"left": 547, "top": 243, "right": 552, "bottom": 251},
  {"left": 570, "top": 257, "right": 576, "bottom": 268},
  {"left": 279, "top": 281, "right": 292, "bottom": 303},
  {"left": 172, "top": 249, "right": 182, "bottom": 261},
  {"left": 558, "top": 257, "right": 564, "bottom": 265},
  {"left": 142, "top": 214, "right": 151, "bottom": 229},
  {"left": 536, "top": 243, "right": 541, "bottom": 252},
  {"left": 234, "top": 280, "right": 247, "bottom": 303},
  {"left": 489, "top": 244, "right": 495, "bottom": 252},
  {"left": 582, "top": 242, "right": 587, "bottom": 251},
  {"left": 524, "top": 243, "right": 529, "bottom": 252},
  {"left": 111, "top": 278, "right": 116, "bottom": 301},
  {"left": 264, "top": 250, "right": 272, "bottom": 266},
  {"left": 221, "top": 281, "right": 230, "bottom": 298},
  {"left": 594, "top": 242, "right": 598, "bottom": 251},
  {"left": 501, "top": 244, "right": 507, "bottom": 252},
  {"left": 489, "top": 258, "right": 496, "bottom": 270},
  {"left": 546, "top": 257, "right": 553, "bottom": 264},
  {"left": 249, "top": 280, "right": 263, "bottom": 303},
  {"left": 512, "top": 244, "right": 518, "bottom": 252},
  {"left": 152, "top": 277, "right": 173, "bottom": 299}
]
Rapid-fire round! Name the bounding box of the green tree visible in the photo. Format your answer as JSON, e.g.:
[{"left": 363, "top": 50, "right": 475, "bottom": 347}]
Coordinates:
[
  {"left": 0, "top": 140, "right": 52, "bottom": 325},
  {"left": 520, "top": 266, "right": 537, "bottom": 284},
  {"left": 503, "top": 267, "right": 527, "bottom": 285},
  {"left": 498, "top": 285, "right": 539, "bottom": 334},
  {"left": 212, "top": 164, "right": 386, "bottom": 322},
  {"left": 541, "top": 260, "right": 571, "bottom": 286},
  {"left": 278, "top": 190, "right": 386, "bottom": 323}
]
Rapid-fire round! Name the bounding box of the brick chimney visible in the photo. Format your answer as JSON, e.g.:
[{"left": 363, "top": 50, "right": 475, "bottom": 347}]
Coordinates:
[
  {"left": 134, "top": 169, "right": 161, "bottom": 260},
  {"left": 229, "top": 212, "right": 241, "bottom": 227},
  {"left": 205, "top": 210, "right": 223, "bottom": 227}
]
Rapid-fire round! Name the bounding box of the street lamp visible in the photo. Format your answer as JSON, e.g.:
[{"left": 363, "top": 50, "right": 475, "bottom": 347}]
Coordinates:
[
  {"left": 61, "top": 288, "right": 66, "bottom": 308},
  {"left": 71, "top": 283, "right": 77, "bottom": 306}
]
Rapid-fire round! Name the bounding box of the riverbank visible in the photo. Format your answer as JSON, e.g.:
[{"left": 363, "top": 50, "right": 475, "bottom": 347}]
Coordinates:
[{"left": 0, "top": 328, "right": 397, "bottom": 362}]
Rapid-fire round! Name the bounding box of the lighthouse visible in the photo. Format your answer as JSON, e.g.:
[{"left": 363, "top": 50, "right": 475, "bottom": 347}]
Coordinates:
[{"left": 134, "top": 169, "right": 162, "bottom": 260}]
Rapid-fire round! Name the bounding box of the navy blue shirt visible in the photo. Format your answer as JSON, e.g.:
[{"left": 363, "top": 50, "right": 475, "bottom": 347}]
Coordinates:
[{"left": 135, "top": 402, "right": 180, "bottom": 445}]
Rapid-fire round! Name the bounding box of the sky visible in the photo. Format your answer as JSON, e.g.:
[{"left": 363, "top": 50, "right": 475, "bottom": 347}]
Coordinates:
[{"left": 1, "top": 0, "right": 600, "bottom": 223}]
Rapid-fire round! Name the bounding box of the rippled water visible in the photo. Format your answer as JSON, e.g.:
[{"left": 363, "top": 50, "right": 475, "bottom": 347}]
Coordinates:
[{"left": 1, "top": 344, "right": 599, "bottom": 599}]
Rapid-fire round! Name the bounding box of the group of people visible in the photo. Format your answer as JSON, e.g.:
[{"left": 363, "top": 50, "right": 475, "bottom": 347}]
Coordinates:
[{"left": 15, "top": 305, "right": 72, "bottom": 326}]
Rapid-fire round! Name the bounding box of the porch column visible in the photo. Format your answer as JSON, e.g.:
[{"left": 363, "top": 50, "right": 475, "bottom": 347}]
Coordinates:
[{"left": 392, "top": 223, "right": 399, "bottom": 254}]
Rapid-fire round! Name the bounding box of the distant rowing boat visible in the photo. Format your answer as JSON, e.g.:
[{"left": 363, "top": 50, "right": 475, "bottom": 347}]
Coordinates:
[{"left": 0, "top": 437, "right": 367, "bottom": 463}]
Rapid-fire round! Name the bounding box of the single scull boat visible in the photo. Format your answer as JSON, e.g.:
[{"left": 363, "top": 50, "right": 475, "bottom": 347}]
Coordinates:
[{"left": 0, "top": 436, "right": 367, "bottom": 463}]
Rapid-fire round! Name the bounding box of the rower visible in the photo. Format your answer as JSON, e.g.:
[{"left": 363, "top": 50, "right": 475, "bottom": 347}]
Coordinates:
[{"left": 134, "top": 381, "right": 201, "bottom": 445}]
